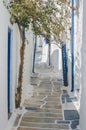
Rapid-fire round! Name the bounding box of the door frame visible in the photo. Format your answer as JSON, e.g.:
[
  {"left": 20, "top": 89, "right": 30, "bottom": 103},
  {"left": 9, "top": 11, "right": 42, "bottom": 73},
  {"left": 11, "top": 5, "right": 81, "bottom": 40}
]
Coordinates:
[{"left": 7, "top": 27, "right": 12, "bottom": 115}]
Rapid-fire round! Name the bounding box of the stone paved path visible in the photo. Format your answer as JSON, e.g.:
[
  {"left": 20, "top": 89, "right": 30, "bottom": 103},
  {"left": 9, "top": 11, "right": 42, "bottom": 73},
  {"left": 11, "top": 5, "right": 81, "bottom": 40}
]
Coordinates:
[
  {"left": 20, "top": 69, "right": 69, "bottom": 129},
  {"left": 13, "top": 63, "right": 70, "bottom": 130}
]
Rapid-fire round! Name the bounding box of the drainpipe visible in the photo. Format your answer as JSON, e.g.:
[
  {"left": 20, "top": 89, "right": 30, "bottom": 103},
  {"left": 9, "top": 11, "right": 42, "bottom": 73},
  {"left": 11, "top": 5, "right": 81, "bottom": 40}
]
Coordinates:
[
  {"left": 71, "top": 0, "right": 74, "bottom": 92},
  {"left": 32, "top": 35, "right": 37, "bottom": 73}
]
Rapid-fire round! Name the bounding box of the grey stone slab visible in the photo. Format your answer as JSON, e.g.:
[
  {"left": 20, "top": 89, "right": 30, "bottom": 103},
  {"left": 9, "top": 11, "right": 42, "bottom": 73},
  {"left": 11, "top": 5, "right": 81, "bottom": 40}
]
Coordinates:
[
  {"left": 66, "top": 97, "right": 72, "bottom": 103},
  {"left": 71, "top": 120, "right": 79, "bottom": 129},
  {"left": 25, "top": 107, "right": 38, "bottom": 111},
  {"left": 64, "top": 110, "right": 80, "bottom": 120},
  {"left": 62, "top": 94, "right": 72, "bottom": 103},
  {"left": 57, "top": 120, "right": 70, "bottom": 124},
  {"left": 70, "top": 97, "right": 78, "bottom": 102}
]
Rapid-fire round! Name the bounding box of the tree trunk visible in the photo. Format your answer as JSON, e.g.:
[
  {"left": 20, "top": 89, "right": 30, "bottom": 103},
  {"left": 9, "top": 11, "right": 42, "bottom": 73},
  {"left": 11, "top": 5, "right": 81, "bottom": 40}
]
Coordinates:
[{"left": 15, "top": 24, "right": 25, "bottom": 108}]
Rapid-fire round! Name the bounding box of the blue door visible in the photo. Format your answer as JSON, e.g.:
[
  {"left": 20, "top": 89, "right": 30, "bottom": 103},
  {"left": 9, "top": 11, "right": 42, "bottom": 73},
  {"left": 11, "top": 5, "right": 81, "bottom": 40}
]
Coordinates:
[
  {"left": 71, "top": 0, "right": 75, "bottom": 92},
  {"left": 7, "top": 28, "right": 12, "bottom": 114}
]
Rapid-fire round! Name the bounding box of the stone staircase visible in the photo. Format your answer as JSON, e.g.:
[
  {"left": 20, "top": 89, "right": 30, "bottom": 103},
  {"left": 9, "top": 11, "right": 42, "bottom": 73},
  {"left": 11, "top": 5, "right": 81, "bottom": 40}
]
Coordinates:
[{"left": 14, "top": 79, "right": 70, "bottom": 130}]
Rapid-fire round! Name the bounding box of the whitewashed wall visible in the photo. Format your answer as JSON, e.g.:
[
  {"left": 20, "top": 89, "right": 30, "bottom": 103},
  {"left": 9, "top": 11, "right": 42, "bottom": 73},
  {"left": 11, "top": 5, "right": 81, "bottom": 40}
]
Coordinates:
[
  {"left": 0, "top": 3, "right": 8, "bottom": 130},
  {"left": 11, "top": 24, "right": 21, "bottom": 111},
  {"left": 67, "top": 0, "right": 82, "bottom": 94},
  {"left": 74, "top": 0, "right": 82, "bottom": 95},
  {"left": 0, "top": 2, "right": 21, "bottom": 130},
  {"left": 42, "top": 38, "right": 49, "bottom": 64},
  {"left": 22, "top": 25, "right": 34, "bottom": 104},
  {"left": 66, "top": 41, "right": 72, "bottom": 92},
  {"left": 51, "top": 44, "right": 62, "bottom": 78},
  {"left": 42, "top": 38, "right": 62, "bottom": 77},
  {"left": 0, "top": 2, "right": 34, "bottom": 130},
  {"left": 80, "top": 0, "right": 86, "bottom": 129}
]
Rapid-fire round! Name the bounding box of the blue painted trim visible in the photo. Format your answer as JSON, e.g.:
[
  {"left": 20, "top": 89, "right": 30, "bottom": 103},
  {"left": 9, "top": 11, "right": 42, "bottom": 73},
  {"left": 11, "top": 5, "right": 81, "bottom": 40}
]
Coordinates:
[
  {"left": 45, "top": 38, "right": 50, "bottom": 44},
  {"left": 71, "top": 0, "right": 74, "bottom": 92},
  {"left": 62, "top": 45, "right": 68, "bottom": 86},
  {"left": 32, "top": 35, "right": 37, "bottom": 73},
  {"left": 7, "top": 27, "right": 12, "bottom": 113}
]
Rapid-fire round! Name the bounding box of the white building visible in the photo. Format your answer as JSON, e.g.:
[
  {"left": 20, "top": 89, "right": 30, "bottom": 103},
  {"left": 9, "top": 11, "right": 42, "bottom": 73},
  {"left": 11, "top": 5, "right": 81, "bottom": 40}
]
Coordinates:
[
  {"left": 51, "top": 43, "right": 62, "bottom": 78},
  {"left": 67, "top": 0, "right": 82, "bottom": 96},
  {"left": 0, "top": 1, "right": 34, "bottom": 130},
  {"left": 80, "top": 0, "right": 86, "bottom": 129},
  {"left": 42, "top": 37, "right": 62, "bottom": 78}
]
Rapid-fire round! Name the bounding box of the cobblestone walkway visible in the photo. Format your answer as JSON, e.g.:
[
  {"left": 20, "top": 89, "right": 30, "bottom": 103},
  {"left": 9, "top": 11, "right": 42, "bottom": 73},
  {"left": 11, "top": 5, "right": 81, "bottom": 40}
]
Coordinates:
[
  {"left": 12, "top": 63, "right": 70, "bottom": 130},
  {"left": 11, "top": 62, "right": 80, "bottom": 130}
]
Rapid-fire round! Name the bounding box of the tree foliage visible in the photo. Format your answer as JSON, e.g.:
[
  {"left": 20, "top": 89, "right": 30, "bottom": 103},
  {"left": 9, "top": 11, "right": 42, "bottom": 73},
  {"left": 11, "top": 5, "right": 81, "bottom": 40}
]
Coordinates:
[{"left": 5, "top": 0, "right": 70, "bottom": 42}]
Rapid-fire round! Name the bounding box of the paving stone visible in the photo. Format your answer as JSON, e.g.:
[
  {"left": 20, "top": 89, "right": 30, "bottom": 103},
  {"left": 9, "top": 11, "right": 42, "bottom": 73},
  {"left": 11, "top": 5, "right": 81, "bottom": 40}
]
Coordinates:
[
  {"left": 20, "top": 122, "right": 69, "bottom": 129},
  {"left": 46, "top": 98, "right": 61, "bottom": 102},
  {"left": 24, "top": 102, "right": 42, "bottom": 107},
  {"left": 53, "top": 82, "right": 62, "bottom": 88},
  {"left": 71, "top": 120, "right": 79, "bottom": 129},
  {"left": 18, "top": 127, "right": 69, "bottom": 130},
  {"left": 38, "top": 108, "right": 62, "bottom": 113},
  {"left": 66, "top": 97, "right": 72, "bottom": 103},
  {"left": 46, "top": 99, "right": 61, "bottom": 103},
  {"left": 64, "top": 110, "right": 80, "bottom": 120},
  {"left": 62, "top": 94, "right": 71, "bottom": 103},
  {"left": 63, "top": 90, "right": 67, "bottom": 94},
  {"left": 22, "top": 116, "right": 63, "bottom": 123},
  {"left": 57, "top": 120, "right": 70, "bottom": 124},
  {"left": 44, "top": 104, "right": 62, "bottom": 109},
  {"left": 70, "top": 97, "right": 78, "bottom": 102},
  {"left": 24, "top": 112, "right": 62, "bottom": 118},
  {"left": 25, "top": 107, "right": 38, "bottom": 111},
  {"left": 39, "top": 82, "right": 52, "bottom": 88}
]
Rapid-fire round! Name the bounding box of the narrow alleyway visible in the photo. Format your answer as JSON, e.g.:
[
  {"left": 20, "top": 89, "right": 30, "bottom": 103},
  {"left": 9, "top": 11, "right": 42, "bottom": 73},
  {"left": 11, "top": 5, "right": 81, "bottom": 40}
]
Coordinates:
[
  {"left": 11, "top": 50, "right": 80, "bottom": 130},
  {"left": 12, "top": 61, "right": 79, "bottom": 130},
  {"left": 11, "top": 60, "right": 69, "bottom": 130},
  {"left": 0, "top": 1, "right": 85, "bottom": 130}
]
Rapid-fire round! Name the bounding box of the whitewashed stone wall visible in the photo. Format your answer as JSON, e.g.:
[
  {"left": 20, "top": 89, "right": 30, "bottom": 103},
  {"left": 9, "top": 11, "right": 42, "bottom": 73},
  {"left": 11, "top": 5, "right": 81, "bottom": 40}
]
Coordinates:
[
  {"left": 22, "top": 25, "right": 34, "bottom": 104},
  {"left": 80, "top": 0, "right": 86, "bottom": 129},
  {"left": 67, "top": 0, "right": 82, "bottom": 94},
  {"left": 0, "top": 2, "right": 21, "bottom": 130},
  {"left": 74, "top": 0, "right": 82, "bottom": 95},
  {"left": 51, "top": 44, "right": 62, "bottom": 78},
  {"left": 42, "top": 38, "right": 49, "bottom": 64},
  {"left": 0, "top": 2, "right": 34, "bottom": 130},
  {"left": 66, "top": 41, "right": 72, "bottom": 91}
]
